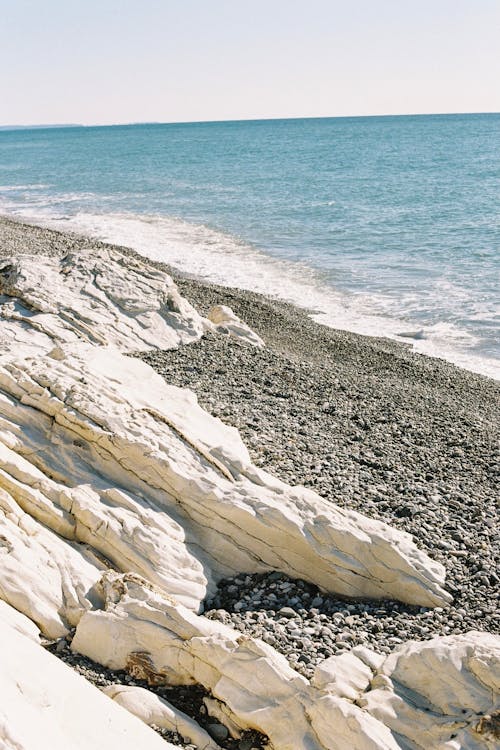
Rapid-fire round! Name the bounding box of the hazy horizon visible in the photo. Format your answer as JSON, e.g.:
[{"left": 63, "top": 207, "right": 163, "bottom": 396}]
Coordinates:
[{"left": 2, "top": 110, "right": 499, "bottom": 132}]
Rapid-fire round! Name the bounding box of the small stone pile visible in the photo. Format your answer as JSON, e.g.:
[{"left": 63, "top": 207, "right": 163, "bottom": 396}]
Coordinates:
[
  {"left": 139, "top": 331, "right": 499, "bottom": 651},
  {"left": 203, "top": 571, "right": 493, "bottom": 681}
]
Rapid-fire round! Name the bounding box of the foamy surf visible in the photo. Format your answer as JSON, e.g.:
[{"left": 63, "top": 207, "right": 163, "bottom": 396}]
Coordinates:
[{"left": 6, "top": 206, "right": 497, "bottom": 381}]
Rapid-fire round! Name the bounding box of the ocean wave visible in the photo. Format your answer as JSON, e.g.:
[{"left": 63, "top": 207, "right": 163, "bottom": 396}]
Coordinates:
[
  {"left": 0, "top": 183, "right": 51, "bottom": 192},
  {"left": 3, "top": 207, "right": 492, "bottom": 381}
]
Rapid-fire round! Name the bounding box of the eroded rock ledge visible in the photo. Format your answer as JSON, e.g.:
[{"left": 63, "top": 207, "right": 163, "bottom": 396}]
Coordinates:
[
  {"left": 0, "top": 340, "right": 450, "bottom": 629},
  {"left": 0, "top": 245, "right": 498, "bottom": 750},
  {"left": 73, "top": 572, "right": 498, "bottom": 750}
]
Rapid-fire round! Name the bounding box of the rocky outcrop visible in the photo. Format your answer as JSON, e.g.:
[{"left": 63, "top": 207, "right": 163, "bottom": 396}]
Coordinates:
[
  {"left": 1, "top": 247, "right": 496, "bottom": 750},
  {"left": 0, "top": 611, "right": 178, "bottom": 750},
  {"left": 71, "top": 571, "right": 328, "bottom": 750},
  {"left": 0, "top": 249, "right": 208, "bottom": 356},
  {"left": 0, "top": 250, "right": 265, "bottom": 356},
  {"left": 103, "top": 685, "right": 223, "bottom": 750},
  {"left": 0, "top": 599, "right": 41, "bottom": 642},
  {"left": 0, "top": 340, "right": 449, "bottom": 612},
  {"left": 0, "top": 482, "right": 104, "bottom": 637},
  {"left": 208, "top": 304, "right": 265, "bottom": 347},
  {"left": 72, "top": 572, "right": 500, "bottom": 750},
  {"left": 310, "top": 633, "right": 500, "bottom": 749}
]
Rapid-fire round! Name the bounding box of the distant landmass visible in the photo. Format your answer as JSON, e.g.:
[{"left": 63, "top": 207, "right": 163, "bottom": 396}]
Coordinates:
[{"left": 0, "top": 124, "right": 82, "bottom": 131}]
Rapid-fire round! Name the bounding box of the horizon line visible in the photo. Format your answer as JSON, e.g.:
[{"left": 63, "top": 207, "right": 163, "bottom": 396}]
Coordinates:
[{"left": 1, "top": 110, "right": 499, "bottom": 131}]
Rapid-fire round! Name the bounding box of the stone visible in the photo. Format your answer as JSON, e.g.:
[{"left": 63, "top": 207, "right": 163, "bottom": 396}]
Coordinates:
[
  {"left": 0, "top": 483, "right": 104, "bottom": 638},
  {"left": 0, "top": 342, "right": 450, "bottom": 614},
  {"left": 308, "top": 695, "right": 400, "bottom": 750},
  {"left": 311, "top": 631, "right": 500, "bottom": 749},
  {"left": 0, "top": 249, "right": 209, "bottom": 358},
  {"left": 359, "top": 632, "right": 500, "bottom": 748},
  {"left": 207, "top": 723, "right": 229, "bottom": 743},
  {"left": 208, "top": 304, "right": 264, "bottom": 347},
  {"left": 0, "top": 599, "right": 40, "bottom": 643},
  {"left": 278, "top": 607, "right": 297, "bottom": 618},
  {"left": 73, "top": 573, "right": 500, "bottom": 749},
  {"left": 103, "top": 684, "right": 222, "bottom": 749},
  {"left": 204, "top": 696, "right": 245, "bottom": 739},
  {"left": 0, "top": 613, "right": 177, "bottom": 750},
  {"left": 311, "top": 651, "right": 373, "bottom": 700},
  {"left": 71, "top": 571, "right": 322, "bottom": 750},
  {"left": 0, "top": 246, "right": 496, "bottom": 750}
]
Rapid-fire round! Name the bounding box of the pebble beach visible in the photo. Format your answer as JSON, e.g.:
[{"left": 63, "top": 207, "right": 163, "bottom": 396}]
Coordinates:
[{"left": 1, "top": 215, "right": 499, "bottom": 748}]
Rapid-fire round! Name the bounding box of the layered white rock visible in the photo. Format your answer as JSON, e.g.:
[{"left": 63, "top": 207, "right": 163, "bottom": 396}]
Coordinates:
[
  {"left": 103, "top": 685, "right": 223, "bottom": 750},
  {"left": 309, "top": 634, "right": 500, "bottom": 750},
  {"left": 73, "top": 572, "right": 500, "bottom": 750},
  {"left": 0, "top": 614, "right": 177, "bottom": 750},
  {"left": 0, "top": 482, "right": 104, "bottom": 638},
  {"left": 72, "top": 571, "right": 324, "bottom": 750},
  {"left": 360, "top": 632, "right": 500, "bottom": 749},
  {"left": 208, "top": 304, "right": 264, "bottom": 347},
  {"left": 0, "top": 247, "right": 497, "bottom": 750},
  {"left": 0, "top": 249, "right": 208, "bottom": 357},
  {"left": 0, "top": 341, "right": 449, "bottom": 612},
  {"left": 0, "top": 599, "right": 40, "bottom": 643}
]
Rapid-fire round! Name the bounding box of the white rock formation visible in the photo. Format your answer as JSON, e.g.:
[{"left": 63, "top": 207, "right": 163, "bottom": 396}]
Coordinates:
[
  {"left": 0, "top": 599, "right": 41, "bottom": 643},
  {"left": 72, "top": 571, "right": 325, "bottom": 750},
  {"left": 310, "top": 634, "right": 500, "bottom": 749},
  {"left": 208, "top": 304, "right": 264, "bottom": 347},
  {"left": 2, "top": 247, "right": 495, "bottom": 750},
  {"left": 73, "top": 572, "right": 500, "bottom": 750},
  {"left": 0, "top": 481, "right": 104, "bottom": 637},
  {"left": 0, "top": 614, "right": 177, "bottom": 750},
  {"left": 0, "top": 249, "right": 208, "bottom": 356},
  {"left": 103, "top": 684, "right": 223, "bottom": 750},
  {"left": 0, "top": 341, "right": 449, "bottom": 613}
]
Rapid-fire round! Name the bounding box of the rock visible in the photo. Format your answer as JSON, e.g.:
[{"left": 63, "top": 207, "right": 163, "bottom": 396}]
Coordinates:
[
  {"left": 207, "top": 722, "right": 229, "bottom": 743},
  {"left": 0, "top": 599, "right": 40, "bottom": 642},
  {"left": 0, "top": 342, "right": 450, "bottom": 611},
  {"left": 0, "top": 348, "right": 211, "bottom": 615},
  {"left": 0, "top": 613, "right": 177, "bottom": 750},
  {"left": 204, "top": 697, "right": 245, "bottom": 739},
  {"left": 0, "top": 249, "right": 208, "bottom": 358},
  {"left": 71, "top": 571, "right": 322, "bottom": 750},
  {"left": 73, "top": 573, "right": 500, "bottom": 749},
  {"left": 0, "top": 483, "right": 104, "bottom": 638},
  {"left": 311, "top": 651, "right": 373, "bottom": 700},
  {"left": 208, "top": 304, "right": 264, "bottom": 347},
  {"left": 360, "top": 632, "right": 500, "bottom": 748},
  {"left": 311, "top": 632, "right": 500, "bottom": 749},
  {"left": 278, "top": 607, "right": 297, "bottom": 618},
  {"left": 0, "top": 242, "right": 496, "bottom": 750},
  {"left": 308, "top": 695, "right": 400, "bottom": 750},
  {"left": 103, "top": 684, "right": 222, "bottom": 749}
]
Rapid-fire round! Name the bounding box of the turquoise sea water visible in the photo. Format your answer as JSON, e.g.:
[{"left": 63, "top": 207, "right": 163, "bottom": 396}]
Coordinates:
[{"left": 0, "top": 114, "right": 499, "bottom": 378}]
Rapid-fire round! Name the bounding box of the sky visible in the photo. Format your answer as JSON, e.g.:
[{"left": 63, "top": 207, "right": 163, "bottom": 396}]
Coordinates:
[{"left": 1, "top": 0, "right": 499, "bottom": 126}]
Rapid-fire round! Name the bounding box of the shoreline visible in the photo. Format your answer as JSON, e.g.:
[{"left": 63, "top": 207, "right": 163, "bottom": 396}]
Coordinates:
[
  {"left": 1, "top": 215, "right": 499, "bottom": 747},
  {"left": 1, "top": 212, "right": 499, "bottom": 382},
  {"left": 1, "top": 212, "right": 498, "bottom": 382}
]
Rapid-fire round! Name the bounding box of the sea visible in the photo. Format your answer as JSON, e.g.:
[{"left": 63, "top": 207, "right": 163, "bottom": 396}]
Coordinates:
[{"left": 0, "top": 114, "right": 499, "bottom": 380}]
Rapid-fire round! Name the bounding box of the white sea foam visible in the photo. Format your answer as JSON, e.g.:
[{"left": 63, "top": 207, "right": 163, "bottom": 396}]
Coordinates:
[
  {"left": 15, "top": 209, "right": 496, "bottom": 381},
  {"left": 0, "top": 184, "right": 51, "bottom": 192},
  {"left": 1, "top": 202, "right": 498, "bottom": 381}
]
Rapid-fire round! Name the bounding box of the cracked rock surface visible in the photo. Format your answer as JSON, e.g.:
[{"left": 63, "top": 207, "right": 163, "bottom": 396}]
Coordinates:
[
  {"left": 0, "top": 218, "right": 498, "bottom": 750},
  {"left": 0, "top": 338, "right": 449, "bottom": 631}
]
